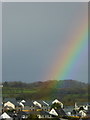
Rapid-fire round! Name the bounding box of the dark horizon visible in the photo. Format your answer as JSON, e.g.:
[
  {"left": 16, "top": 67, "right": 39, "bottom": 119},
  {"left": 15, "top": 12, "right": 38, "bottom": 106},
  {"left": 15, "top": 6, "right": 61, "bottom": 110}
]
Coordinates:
[{"left": 3, "top": 79, "right": 88, "bottom": 84}]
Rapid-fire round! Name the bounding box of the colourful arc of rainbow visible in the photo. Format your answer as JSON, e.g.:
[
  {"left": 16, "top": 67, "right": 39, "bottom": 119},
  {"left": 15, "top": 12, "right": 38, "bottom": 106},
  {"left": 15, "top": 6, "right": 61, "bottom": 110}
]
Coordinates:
[{"left": 47, "top": 16, "right": 88, "bottom": 82}]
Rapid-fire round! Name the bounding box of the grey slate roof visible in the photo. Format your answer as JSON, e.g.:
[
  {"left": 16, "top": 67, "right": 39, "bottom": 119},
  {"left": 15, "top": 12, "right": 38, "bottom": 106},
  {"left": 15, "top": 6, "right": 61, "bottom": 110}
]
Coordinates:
[
  {"left": 83, "top": 109, "right": 90, "bottom": 115},
  {"left": 55, "top": 108, "right": 66, "bottom": 116},
  {"left": 38, "top": 111, "right": 51, "bottom": 116},
  {"left": 3, "top": 98, "right": 18, "bottom": 106},
  {"left": 37, "top": 100, "right": 49, "bottom": 106},
  {"left": 23, "top": 100, "right": 34, "bottom": 107},
  {"left": 29, "top": 110, "right": 51, "bottom": 116}
]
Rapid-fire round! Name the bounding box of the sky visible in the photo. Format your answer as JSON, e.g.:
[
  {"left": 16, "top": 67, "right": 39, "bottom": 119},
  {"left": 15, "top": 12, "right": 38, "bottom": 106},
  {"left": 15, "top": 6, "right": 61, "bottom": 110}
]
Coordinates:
[{"left": 2, "top": 2, "right": 88, "bottom": 83}]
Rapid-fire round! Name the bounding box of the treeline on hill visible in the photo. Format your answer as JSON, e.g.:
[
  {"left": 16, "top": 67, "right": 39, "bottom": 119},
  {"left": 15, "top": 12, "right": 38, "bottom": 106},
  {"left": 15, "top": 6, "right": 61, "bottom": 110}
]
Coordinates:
[{"left": 2, "top": 80, "right": 88, "bottom": 105}]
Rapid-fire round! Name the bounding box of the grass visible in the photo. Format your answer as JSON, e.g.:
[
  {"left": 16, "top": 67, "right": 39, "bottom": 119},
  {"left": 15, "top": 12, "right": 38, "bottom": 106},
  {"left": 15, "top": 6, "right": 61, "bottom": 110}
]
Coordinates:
[{"left": 2, "top": 86, "right": 88, "bottom": 106}]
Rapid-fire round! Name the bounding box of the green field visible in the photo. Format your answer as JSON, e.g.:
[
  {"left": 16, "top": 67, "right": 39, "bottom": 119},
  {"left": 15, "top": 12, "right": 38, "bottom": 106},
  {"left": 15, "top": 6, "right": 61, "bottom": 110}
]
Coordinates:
[{"left": 2, "top": 80, "right": 89, "bottom": 105}]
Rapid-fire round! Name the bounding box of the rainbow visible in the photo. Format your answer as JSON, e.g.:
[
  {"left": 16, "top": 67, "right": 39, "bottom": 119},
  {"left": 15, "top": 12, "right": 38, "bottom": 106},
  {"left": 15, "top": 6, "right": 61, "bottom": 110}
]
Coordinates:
[
  {"left": 46, "top": 14, "right": 88, "bottom": 81},
  {"left": 41, "top": 12, "right": 88, "bottom": 100}
]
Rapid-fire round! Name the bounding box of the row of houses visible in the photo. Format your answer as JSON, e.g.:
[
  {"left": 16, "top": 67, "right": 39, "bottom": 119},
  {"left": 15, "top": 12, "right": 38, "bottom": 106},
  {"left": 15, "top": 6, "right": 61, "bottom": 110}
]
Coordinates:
[
  {"left": 2, "top": 98, "right": 63, "bottom": 111},
  {"left": 0, "top": 98, "right": 90, "bottom": 120}
]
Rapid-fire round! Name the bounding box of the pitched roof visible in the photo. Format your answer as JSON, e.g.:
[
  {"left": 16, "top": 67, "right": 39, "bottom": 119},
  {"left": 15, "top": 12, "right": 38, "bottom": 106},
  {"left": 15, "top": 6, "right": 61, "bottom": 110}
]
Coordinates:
[
  {"left": 4, "top": 98, "right": 16, "bottom": 102},
  {"left": 21, "top": 100, "right": 26, "bottom": 103},
  {"left": 23, "top": 100, "right": 34, "bottom": 106},
  {"left": 37, "top": 101, "right": 49, "bottom": 106},
  {"left": 54, "top": 108, "right": 66, "bottom": 116},
  {"left": 33, "top": 101, "right": 41, "bottom": 107},
  {"left": 43, "top": 100, "right": 52, "bottom": 106},
  {"left": 52, "top": 99, "right": 62, "bottom": 104},
  {"left": 0, "top": 112, "right": 11, "bottom": 119},
  {"left": 81, "top": 109, "right": 90, "bottom": 115},
  {"left": 39, "top": 111, "right": 51, "bottom": 116},
  {"left": 49, "top": 108, "right": 58, "bottom": 116},
  {"left": 4, "top": 98, "right": 18, "bottom": 106}
]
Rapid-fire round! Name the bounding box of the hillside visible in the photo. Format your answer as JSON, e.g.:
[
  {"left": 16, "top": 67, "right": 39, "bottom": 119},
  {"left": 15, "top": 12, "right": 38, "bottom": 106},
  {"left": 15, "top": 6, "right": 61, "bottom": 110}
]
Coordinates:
[{"left": 2, "top": 80, "right": 88, "bottom": 105}]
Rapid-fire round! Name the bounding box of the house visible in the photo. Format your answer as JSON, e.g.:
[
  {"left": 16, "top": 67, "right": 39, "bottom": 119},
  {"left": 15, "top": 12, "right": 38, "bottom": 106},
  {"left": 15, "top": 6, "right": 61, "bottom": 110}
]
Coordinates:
[
  {"left": 33, "top": 101, "right": 41, "bottom": 108},
  {"left": 23, "top": 100, "right": 35, "bottom": 111},
  {"left": 74, "top": 102, "right": 79, "bottom": 111},
  {"left": 3, "top": 98, "right": 21, "bottom": 112},
  {"left": 37, "top": 101, "right": 50, "bottom": 111},
  {"left": 49, "top": 108, "right": 58, "bottom": 116},
  {"left": 21, "top": 100, "right": 26, "bottom": 103},
  {"left": 79, "top": 110, "right": 87, "bottom": 117},
  {"left": 79, "top": 109, "right": 90, "bottom": 117},
  {"left": 77, "top": 102, "right": 90, "bottom": 111},
  {"left": 4, "top": 101, "right": 15, "bottom": 110},
  {"left": 0, "top": 112, "right": 13, "bottom": 120},
  {"left": 18, "top": 102, "right": 24, "bottom": 109},
  {"left": 52, "top": 99, "right": 63, "bottom": 108},
  {"left": 20, "top": 100, "right": 46, "bottom": 111},
  {"left": 37, "top": 101, "right": 49, "bottom": 107},
  {"left": 49, "top": 108, "right": 66, "bottom": 117},
  {"left": 3, "top": 98, "right": 17, "bottom": 105},
  {"left": 21, "top": 100, "right": 40, "bottom": 111},
  {"left": 3, "top": 98, "right": 18, "bottom": 110},
  {"left": 83, "top": 105, "right": 88, "bottom": 110}
]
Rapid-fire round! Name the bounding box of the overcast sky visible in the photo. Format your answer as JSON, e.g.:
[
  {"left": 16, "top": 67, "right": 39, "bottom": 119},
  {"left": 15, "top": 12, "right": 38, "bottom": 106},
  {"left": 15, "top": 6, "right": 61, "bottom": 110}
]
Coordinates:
[{"left": 2, "top": 2, "right": 88, "bottom": 83}]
